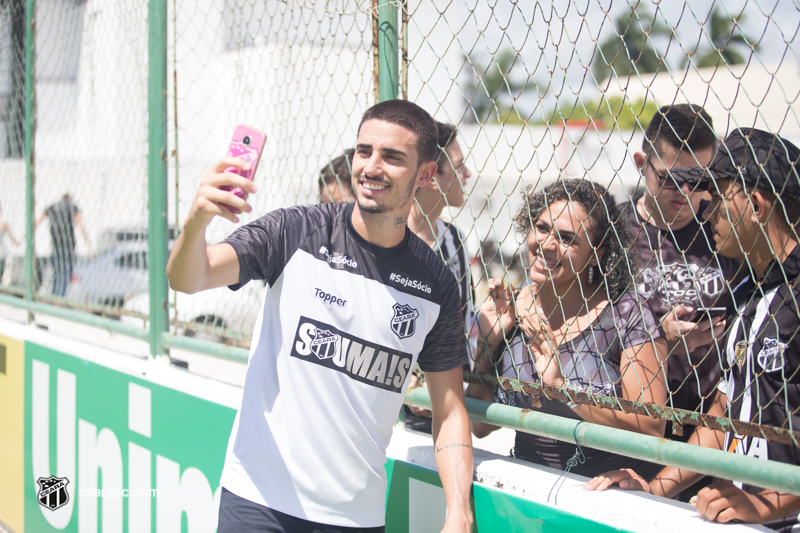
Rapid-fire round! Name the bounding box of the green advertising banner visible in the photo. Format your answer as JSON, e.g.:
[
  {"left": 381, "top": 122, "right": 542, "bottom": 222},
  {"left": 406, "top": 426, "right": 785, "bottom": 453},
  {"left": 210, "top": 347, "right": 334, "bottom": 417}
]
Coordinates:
[
  {"left": 24, "top": 341, "right": 236, "bottom": 532},
  {"left": 11, "top": 334, "right": 635, "bottom": 533}
]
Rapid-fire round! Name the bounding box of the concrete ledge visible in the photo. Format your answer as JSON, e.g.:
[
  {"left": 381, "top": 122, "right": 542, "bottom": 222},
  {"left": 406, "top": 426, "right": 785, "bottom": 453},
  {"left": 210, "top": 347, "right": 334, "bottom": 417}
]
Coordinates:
[{"left": 387, "top": 424, "right": 772, "bottom": 533}]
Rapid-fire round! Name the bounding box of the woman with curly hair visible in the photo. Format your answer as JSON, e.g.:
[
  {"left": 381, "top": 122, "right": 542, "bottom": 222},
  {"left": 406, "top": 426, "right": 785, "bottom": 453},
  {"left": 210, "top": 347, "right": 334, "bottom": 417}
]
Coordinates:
[{"left": 467, "top": 178, "right": 668, "bottom": 478}]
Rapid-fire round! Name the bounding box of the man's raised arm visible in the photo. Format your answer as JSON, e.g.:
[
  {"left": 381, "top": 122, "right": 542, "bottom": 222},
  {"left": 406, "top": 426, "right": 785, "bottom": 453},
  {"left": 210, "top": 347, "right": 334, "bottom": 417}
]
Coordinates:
[{"left": 167, "top": 158, "right": 257, "bottom": 294}]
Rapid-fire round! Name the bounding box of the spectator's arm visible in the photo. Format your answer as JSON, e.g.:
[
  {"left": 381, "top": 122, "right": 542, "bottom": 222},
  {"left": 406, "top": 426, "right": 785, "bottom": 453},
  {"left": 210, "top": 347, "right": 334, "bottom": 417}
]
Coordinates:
[
  {"left": 583, "top": 390, "right": 728, "bottom": 496},
  {"left": 427, "top": 367, "right": 474, "bottom": 533},
  {"left": 466, "top": 277, "right": 517, "bottom": 438},
  {"left": 662, "top": 304, "right": 726, "bottom": 354},
  {"left": 74, "top": 211, "right": 90, "bottom": 250},
  {"left": 569, "top": 337, "right": 669, "bottom": 437},
  {"left": 648, "top": 390, "right": 727, "bottom": 497},
  {"left": 1, "top": 220, "right": 19, "bottom": 246},
  {"left": 692, "top": 481, "right": 800, "bottom": 525},
  {"left": 465, "top": 337, "right": 502, "bottom": 438}
]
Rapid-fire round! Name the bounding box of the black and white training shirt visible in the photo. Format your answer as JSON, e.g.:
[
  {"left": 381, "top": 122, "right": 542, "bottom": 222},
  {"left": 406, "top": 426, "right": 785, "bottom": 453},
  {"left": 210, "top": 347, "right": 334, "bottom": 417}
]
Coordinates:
[
  {"left": 720, "top": 244, "right": 800, "bottom": 532},
  {"left": 431, "top": 218, "right": 475, "bottom": 336},
  {"left": 218, "top": 202, "right": 467, "bottom": 528},
  {"left": 623, "top": 198, "right": 739, "bottom": 426}
]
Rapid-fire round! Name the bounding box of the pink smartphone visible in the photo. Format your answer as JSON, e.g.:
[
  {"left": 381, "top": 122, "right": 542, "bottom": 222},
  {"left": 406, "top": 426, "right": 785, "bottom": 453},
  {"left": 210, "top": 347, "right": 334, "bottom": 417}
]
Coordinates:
[{"left": 222, "top": 124, "right": 267, "bottom": 212}]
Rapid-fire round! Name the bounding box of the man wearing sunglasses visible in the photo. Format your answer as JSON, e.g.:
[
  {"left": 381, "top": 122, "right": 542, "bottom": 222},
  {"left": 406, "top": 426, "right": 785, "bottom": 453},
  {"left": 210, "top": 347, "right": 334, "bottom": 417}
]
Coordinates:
[
  {"left": 586, "top": 128, "right": 800, "bottom": 530},
  {"left": 622, "top": 104, "right": 739, "bottom": 454}
]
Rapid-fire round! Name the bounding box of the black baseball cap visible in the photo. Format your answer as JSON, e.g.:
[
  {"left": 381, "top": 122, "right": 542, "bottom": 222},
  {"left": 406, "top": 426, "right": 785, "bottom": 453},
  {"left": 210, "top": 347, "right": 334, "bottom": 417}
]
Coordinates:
[{"left": 670, "top": 128, "right": 800, "bottom": 196}]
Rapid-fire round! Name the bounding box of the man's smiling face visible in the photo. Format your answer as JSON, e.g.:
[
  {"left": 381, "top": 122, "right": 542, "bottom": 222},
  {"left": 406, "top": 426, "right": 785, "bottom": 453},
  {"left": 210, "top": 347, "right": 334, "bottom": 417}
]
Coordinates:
[{"left": 351, "top": 119, "right": 424, "bottom": 216}]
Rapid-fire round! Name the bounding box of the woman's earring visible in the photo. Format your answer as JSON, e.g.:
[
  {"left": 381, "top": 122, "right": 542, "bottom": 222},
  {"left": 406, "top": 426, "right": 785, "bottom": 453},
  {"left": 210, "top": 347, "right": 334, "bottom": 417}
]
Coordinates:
[{"left": 588, "top": 266, "right": 595, "bottom": 284}]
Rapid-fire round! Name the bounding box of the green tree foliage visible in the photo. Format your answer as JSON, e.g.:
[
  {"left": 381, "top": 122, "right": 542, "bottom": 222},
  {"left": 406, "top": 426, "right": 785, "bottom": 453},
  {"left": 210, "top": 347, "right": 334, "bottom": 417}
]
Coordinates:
[
  {"left": 540, "top": 96, "right": 659, "bottom": 131},
  {"left": 685, "top": 6, "right": 758, "bottom": 68},
  {"left": 593, "top": 4, "right": 672, "bottom": 82}
]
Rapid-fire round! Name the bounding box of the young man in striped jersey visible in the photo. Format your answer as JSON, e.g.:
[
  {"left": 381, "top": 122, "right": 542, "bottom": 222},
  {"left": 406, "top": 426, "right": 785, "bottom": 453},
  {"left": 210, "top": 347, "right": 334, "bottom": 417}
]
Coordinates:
[
  {"left": 404, "top": 122, "right": 475, "bottom": 432},
  {"left": 586, "top": 128, "right": 800, "bottom": 530}
]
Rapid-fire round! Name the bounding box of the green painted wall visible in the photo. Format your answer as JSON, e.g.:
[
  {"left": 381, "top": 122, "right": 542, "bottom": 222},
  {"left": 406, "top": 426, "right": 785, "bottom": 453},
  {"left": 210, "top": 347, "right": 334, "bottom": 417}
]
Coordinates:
[
  {"left": 6, "top": 337, "right": 632, "bottom": 532},
  {"left": 23, "top": 342, "right": 235, "bottom": 532}
]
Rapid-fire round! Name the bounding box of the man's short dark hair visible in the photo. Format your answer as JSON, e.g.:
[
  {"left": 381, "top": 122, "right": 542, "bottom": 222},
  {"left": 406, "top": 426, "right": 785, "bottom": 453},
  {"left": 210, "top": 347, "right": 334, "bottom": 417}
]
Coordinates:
[
  {"left": 359, "top": 100, "right": 438, "bottom": 166},
  {"left": 435, "top": 122, "right": 457, "bottom": 175},
  {"left": 319, "top": 149, "right": 355, "bottom": 192},
  {"left": 643, "top": 104, "right": 717, "bottom": 164}
]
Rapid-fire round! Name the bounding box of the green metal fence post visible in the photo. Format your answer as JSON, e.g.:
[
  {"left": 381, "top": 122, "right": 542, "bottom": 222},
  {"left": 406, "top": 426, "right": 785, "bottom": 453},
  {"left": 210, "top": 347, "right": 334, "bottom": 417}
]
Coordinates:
[
  {"left": 148, "top": 0, "right": 169, "bottom": 357},
  {"left": 24, "top": 0, "right": 35, "bottom": 309},
  {"left": 378, "top": 1, "right": 399, "bottom": 102}
]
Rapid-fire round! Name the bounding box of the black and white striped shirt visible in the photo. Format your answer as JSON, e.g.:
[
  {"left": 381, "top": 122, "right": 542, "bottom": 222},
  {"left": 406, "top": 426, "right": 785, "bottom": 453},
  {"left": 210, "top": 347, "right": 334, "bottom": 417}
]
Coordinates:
[{"left": 720, "top": 244, "right": 800, "bottom": 532}]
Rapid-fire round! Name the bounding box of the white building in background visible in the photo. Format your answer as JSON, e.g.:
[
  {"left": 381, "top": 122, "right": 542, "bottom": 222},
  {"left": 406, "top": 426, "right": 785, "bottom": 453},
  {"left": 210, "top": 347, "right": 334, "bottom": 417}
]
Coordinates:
[
  {"left": 2, "top": 0, "right": 799, "bottom": 267},
  {"left": 444, "top": 60, "right": 800, "bottom": 261},
  {"left": 616, "top": 61, "right": 800, "bottom": 142}
]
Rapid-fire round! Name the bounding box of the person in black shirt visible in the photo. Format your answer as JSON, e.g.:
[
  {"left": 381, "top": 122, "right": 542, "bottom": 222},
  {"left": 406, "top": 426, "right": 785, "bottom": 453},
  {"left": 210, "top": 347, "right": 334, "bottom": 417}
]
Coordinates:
[
  {"left": 585, "top": 128, "right": 800, "bottom": 530},
  {"left": 35, "top": 193, "right": 89, "bottom": 297},
  {"left": 624, "top": 104, "right": 738, "bottom": 435}
]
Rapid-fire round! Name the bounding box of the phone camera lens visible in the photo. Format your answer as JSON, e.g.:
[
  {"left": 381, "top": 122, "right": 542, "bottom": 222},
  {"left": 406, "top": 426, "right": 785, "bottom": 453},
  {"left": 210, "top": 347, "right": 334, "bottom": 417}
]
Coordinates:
[{"left": 243, "top": 136, "right": 251, "bottom": 145}]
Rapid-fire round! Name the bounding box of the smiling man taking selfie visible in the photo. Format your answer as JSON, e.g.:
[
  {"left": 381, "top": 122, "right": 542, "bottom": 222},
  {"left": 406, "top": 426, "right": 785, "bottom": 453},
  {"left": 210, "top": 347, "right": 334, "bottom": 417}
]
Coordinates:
[{"left": 167, "top": 100, "right": 474, "bottom": 533}]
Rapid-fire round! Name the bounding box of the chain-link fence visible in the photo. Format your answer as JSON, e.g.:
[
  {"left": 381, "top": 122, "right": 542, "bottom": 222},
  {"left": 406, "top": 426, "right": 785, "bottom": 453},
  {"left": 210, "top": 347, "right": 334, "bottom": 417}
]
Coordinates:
[
  {"left": 1, "top": 0, "right": 149, "bottom": 314},
  {"left": 0, "top": 0, "right": 27, "bottom": 295},
  {"left": 3, "top": 0, "right": 800, "bottom": 483}
]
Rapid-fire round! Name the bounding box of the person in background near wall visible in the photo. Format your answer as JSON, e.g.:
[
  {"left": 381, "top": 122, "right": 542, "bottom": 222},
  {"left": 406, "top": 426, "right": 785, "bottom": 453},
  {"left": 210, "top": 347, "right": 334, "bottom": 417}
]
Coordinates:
[
  {"left": 167, "top": 99, "right": 474, "bottom": 533},
  {"left": 35, "top": 193, "right": 89, "bottom": 297},
  {"left": 319, "top": 148, "right": 356, "bottom": 204},
  {"left": 404, "top": 121, "right": 475, "bottom": 433},
  {"left": 623, "top": 104, "right": 738, "bottom": 454},
  {"left": 585, "top": 129, "right": 800, "bottom": 531},
  {"left": 0, "top": 201, "right": 20, "bottom": 283},
  {"left": 467, "top": 179, "right": 668, "bottom": 478}
]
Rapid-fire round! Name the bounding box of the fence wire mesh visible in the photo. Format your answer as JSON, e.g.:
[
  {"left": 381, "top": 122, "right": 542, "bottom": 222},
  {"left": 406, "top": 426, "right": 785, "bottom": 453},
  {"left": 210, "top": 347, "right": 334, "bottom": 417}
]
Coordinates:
[
  {"left": 0, "top": 0, "right": 27, "bottom": 295},
  {"left": 2, "top": 0, "right": 800, "bottom": 452}
]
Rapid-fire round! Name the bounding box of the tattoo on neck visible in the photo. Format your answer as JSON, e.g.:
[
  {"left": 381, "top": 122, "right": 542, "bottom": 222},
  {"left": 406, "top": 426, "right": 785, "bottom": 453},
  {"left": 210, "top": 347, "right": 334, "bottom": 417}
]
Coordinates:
[
  {"left": 436, "top": 443, "right": 473, "bottom": 453},
  {"left": 395, "top": 216, "right": 408, "bottom": 229}
]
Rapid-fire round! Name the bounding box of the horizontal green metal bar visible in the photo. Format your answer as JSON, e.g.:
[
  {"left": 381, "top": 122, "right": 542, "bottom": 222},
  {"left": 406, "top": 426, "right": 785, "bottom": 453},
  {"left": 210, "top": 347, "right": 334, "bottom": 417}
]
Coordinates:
[
  {"left": 0, "top": 294, "right": 151, "bottom": 342},
  {"left": 160, "top": 332, "right": 249, "bottom": 363},
  {"left": 463, "top": 371, "right": 800, "bottom": 446},
  {"left": 406, "top": 387, "right": 800, "bottom": 498}
]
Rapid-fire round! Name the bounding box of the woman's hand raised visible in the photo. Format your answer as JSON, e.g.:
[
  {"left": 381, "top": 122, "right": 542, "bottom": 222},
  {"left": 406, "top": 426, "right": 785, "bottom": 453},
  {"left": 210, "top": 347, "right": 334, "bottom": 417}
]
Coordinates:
[
  {"left": 477, "top": 278, "right": 517, "bottom": 347},
  {"left": 516, "top": 295, "right": 563, "bottom": 388}
]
